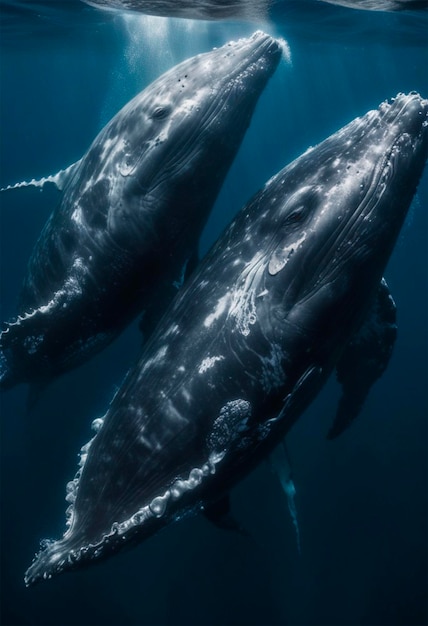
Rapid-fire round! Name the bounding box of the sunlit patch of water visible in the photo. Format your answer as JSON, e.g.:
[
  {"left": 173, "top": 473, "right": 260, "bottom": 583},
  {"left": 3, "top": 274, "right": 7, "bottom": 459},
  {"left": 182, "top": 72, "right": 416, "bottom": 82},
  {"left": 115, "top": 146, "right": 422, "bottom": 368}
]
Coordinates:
[{"left": 121, "top": 13, "right": 211, "bottom": 79}]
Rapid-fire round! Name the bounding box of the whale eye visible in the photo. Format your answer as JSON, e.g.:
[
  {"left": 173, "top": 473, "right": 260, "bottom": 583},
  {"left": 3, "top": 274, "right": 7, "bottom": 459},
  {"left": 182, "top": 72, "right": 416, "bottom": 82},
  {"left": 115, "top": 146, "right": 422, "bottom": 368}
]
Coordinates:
[
  {"left": 281, "top": 186, "right": 320, "bottom": 229},
  {"left": 286, "top": 207, "right": 305, "bottom": 223},
  {"left": 152, "top": 106, "right": 170, "bottom": 120}
]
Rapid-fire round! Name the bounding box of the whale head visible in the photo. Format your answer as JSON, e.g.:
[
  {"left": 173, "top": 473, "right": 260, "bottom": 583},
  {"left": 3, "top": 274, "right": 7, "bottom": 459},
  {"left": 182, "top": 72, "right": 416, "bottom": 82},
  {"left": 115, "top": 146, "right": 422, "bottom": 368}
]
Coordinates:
[
  {"left": 254, "top": 92, "right": 428, "bottom": 351},
  {"left": 82, "top": 30, "right": 283, "bottom": 249},
  {"left": 0, "top": 31, "right": 282, "bottom": 392}
]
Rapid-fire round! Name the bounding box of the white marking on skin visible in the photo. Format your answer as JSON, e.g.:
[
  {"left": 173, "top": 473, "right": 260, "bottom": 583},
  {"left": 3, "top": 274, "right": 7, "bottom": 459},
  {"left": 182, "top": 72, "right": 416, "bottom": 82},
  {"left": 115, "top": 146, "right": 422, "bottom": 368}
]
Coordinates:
[
  {"left": 76, "top": 137, "right": 129, "bottom": 196},
  {"left": 164, "top": 324, "right": 180, "bottom": 339},
  {"left": 138, "top": 432, "right": 153, "bottom": 449},
  {"left": 268, "top": 232, "right": 307, "bottom": 276},
  {"left": 139, "top": 345, "right": 168, "bottom": 376},
  {"left": 229, "top": 288, "right": 257, "bottom": 336},
  {"left": 167, "top": 399, "right": 188, "bottom": 424},
  {"left": 227, "top": 251, "right": 266, "bottom": 336},
  {"left": 71, "top": 204, "right": 84, "bottom": 226},
  {"left": 99, "top": 137, "right": 114, "bottom": 161},
  {"left": 181, "top": 388, "right": 192, "bottom": 403},
  {"left": 198, "top": 355, "right": 225, "bottom": 374},
  {"left": 204, "top": 293, "right": 230, "bottom": 328}
]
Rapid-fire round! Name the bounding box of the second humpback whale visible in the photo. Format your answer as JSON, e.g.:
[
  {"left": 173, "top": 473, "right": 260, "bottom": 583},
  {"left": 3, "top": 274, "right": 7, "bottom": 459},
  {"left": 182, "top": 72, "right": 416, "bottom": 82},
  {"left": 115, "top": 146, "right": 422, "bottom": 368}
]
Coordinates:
[
  {"left": 25, "top": 92, "right": 428, "bottom": 586},
  {"left": 0, "top": 32, "right": 282, "bottom": 393}
]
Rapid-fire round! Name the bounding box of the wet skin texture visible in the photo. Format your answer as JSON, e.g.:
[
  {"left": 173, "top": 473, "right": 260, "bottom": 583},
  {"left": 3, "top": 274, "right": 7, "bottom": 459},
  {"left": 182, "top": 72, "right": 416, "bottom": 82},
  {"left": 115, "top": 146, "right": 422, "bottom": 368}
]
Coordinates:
[
  {"left": 0, "top": 32, "right": 281, "bottom": 392},
  {"left": 25, "top": 93, "right": 428, "bottom": 586}
]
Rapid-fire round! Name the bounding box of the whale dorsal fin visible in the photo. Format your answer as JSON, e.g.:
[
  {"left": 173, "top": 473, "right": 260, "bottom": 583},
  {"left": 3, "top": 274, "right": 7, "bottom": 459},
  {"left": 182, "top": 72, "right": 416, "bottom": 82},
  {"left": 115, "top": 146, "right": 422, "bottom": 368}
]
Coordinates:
[
  {"left": 327, "top": 278, "right": 397, "bottom": 440},
  {"left": 0, "top": 159, "right": 82, "bottom": 193}
]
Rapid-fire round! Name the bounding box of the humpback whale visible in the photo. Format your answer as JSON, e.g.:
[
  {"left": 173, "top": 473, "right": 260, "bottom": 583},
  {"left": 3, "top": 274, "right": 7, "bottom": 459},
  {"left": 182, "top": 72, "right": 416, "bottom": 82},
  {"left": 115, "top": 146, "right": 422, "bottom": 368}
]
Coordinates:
[
  {"left": 25, "top": 92, "right": 428, "bottom": 586},
  {"left": 0, "top": 32, "right": 282, "bottom": 393},
  {"left": 83, "top": 0, "right": 428, "bottom": 20}
]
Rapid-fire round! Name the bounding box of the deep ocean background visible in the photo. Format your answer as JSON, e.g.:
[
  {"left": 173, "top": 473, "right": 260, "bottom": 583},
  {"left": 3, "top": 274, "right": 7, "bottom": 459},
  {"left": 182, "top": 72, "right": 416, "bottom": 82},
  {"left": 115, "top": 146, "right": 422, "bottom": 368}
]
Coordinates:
[{"left": 0, "top": 1, "right": 427, "bottom": 625}]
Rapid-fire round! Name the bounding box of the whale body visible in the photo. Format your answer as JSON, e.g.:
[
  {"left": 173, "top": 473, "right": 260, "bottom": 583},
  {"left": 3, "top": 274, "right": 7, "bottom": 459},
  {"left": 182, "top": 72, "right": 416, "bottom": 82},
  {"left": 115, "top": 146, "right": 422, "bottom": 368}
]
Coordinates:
[
  {"left": 0, "top": 32, "right": 281, "bottom": 393},
  {"left": 25, "top": 92, "right": 428, "bottom": 586}
]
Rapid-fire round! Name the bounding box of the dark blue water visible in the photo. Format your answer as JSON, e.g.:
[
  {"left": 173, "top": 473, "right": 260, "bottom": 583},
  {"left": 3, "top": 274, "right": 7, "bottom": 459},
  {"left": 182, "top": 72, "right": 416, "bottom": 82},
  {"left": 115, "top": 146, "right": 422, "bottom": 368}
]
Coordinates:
[{"left": 0, "top": 2, "right": 427, "bottom": 625}]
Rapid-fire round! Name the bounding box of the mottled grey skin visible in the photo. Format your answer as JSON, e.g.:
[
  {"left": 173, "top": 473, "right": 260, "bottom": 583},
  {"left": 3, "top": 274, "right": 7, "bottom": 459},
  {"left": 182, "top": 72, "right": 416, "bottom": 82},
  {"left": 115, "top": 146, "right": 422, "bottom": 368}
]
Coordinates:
[
  {"left": 83, "top": 0, "right": 427, "bottom": 20},
  {"left": 25, "top": 93, "right": 428, "bottom": 586},
  {"left": 0, "top": 32, "right": 281, "bottom": 392}
]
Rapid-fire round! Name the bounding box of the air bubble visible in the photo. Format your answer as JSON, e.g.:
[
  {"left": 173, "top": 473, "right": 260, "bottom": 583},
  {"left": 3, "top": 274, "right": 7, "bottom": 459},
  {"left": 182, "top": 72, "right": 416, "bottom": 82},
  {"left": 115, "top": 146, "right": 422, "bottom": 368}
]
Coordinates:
[
  {"left": 65, "top": 481, "right": 76, "bottom": 503},
  {"left": 149, "top": 493, "right": 170, "bottom": 517},
  {"left": 133, "top": 511, "right": 145, "bottom": 525},
  {"left": 91, "top": 418, "right": 104, "bottom": 433},
  {"left": 170, "top": 482, "right": 183, "bottom": 500},
  {"left": 188, "top": 468, "right": 203, "bottom": 487}
]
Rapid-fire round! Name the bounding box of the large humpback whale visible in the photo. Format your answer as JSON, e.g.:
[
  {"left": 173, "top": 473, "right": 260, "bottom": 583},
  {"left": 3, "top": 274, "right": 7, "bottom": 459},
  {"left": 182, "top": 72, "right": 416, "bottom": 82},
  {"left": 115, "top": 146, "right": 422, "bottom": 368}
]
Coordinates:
[
  {"left": 0, "top": 32, "right": 281, "bottom": 393},
  {"left": 25, "top": 92, "right": 428, "bottom": 586}
]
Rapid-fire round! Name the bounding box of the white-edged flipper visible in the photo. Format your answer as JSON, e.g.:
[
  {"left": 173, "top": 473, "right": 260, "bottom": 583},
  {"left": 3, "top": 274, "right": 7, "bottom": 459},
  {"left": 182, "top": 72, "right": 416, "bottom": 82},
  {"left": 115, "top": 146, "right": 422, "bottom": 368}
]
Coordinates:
[{"left": 0, "top": 160, "right": 81, "bottom": 193}]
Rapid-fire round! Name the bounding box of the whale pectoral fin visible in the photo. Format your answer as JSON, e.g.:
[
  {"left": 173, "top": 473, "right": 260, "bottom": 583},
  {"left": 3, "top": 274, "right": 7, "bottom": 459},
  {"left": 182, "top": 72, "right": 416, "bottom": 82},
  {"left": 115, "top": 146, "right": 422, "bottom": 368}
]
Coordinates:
[
  {"left": 279, "top": 364, "right": 324, "bottom": 422},
  {"left": 269, "top": 440, "right": 301, "bottom": 554},
  {"left": 328, "top": 278, "right": 397, "bottom": 440},
  {"left": 172, "top": 249, "right": 200, "bottom": 290},
  {"left": 183, "top": 249, "right": 200, "bottom": 282},
  {"left": 0, "top": 301, "right": 63, "bottom": 391},
  {"left": 139, "top": 250, "right": 200, "bottom": 340},
  {"left": 0, "top": 159, "right": 82, "bottom": 193},
  {"left": 203, "top": 495, "right": 248, "bottom": 536}
]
